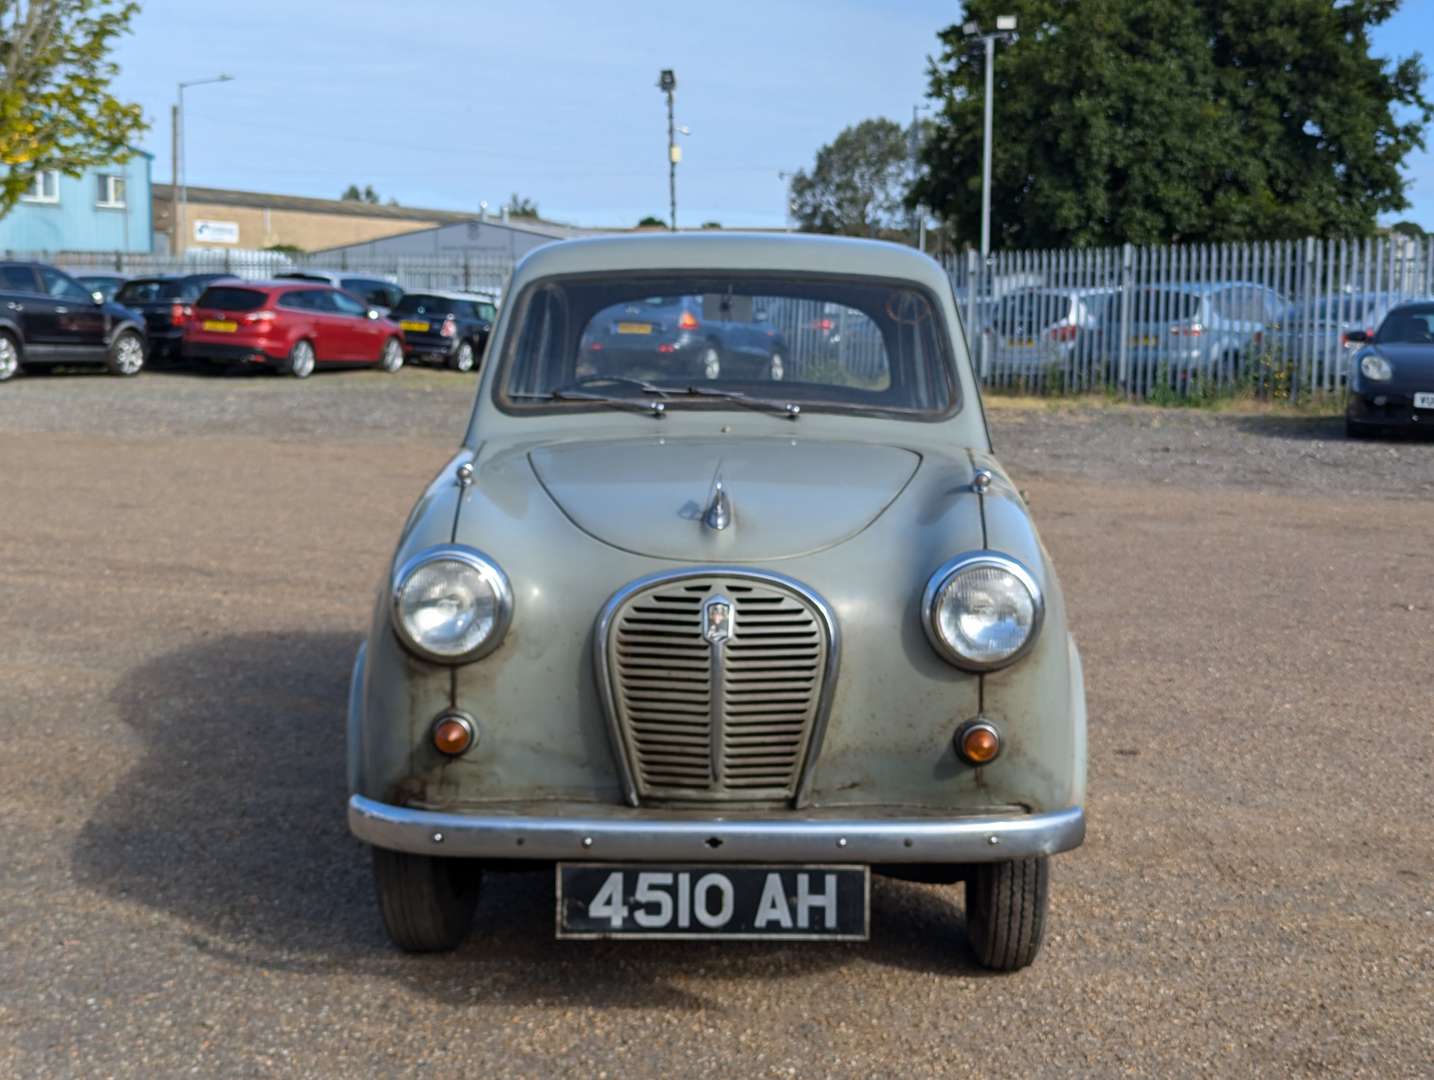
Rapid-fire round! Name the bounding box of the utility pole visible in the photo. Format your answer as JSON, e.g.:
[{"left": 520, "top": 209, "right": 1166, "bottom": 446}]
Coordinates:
[
  {"left": 658, "top": 69, "right": 677, "bottom": 230},
  {"left": 176, "top": 74, "right": 234, "bottom": 256},
  {"left": 960, "top": 16, "right": 1017, "bottom": 260},
  {"left": 170, "top": 104, "right": 179, "bottom": 257}
]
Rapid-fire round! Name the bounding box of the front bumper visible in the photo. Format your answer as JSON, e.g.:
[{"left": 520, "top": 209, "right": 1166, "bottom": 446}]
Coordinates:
[
  {"left": 348, "top": 795, "right": 1085, "bottom": 864},
  {"left": 1347, "top": 388, "right": 1434, "bottom": 428}
]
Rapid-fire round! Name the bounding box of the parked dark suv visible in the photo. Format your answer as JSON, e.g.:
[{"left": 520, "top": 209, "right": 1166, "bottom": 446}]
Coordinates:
[
  {"left": 113, "top": 274, "right": 238, "bottom": 364},
  {"left": 391, "top": 290, "right": 496, "bottom": 372},
  {"left": 0, "top": 261, "right": 148, "bottom": 381}
]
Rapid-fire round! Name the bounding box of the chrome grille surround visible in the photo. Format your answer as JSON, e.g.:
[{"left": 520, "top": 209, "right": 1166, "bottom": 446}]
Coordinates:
[{"left": 595, "top": 568, "right": 840, "bottom": 807}]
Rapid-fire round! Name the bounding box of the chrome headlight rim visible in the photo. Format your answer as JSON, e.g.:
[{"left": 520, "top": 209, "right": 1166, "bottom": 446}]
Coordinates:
[
  {"left": 1360, "top": 352, "right": 1393, "bottom": 382},
  {"left": 390, "top": 544, "right": 513, "bottom": 664},
  {"left": 921, "top": 551, "right": 1044, "bottom": 672}
]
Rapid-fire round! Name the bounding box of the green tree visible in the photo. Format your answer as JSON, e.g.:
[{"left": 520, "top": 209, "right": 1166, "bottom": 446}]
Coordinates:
[
  {"left": 636, "top": 214, "right": 667, "bottom": 228},
  {"left": 0, "top": 0, "right": 145, "bottom": 217},
  {"left": 1390, "top": 219, "right": 1426, "bottom": 239},
  {"left": 504, "top": 192, "right": 538, "bottom": 218},
  {"left": 340, "top": 183, "right": 383, "bottom": 204},
  {"left": 914, "top": 1, "right": 1431, "bottom": 248},
  {"left": 788, "top": 118, "right": 911, "bottom": 236}
]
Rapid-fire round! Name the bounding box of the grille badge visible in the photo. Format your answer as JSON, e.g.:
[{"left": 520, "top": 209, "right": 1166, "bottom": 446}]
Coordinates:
[{"left": 702, "top": 595, "right": 733, "bottom": 644}]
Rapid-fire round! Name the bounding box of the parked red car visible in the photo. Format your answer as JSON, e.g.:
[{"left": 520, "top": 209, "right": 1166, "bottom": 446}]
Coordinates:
[{"left": 183, "top": 281, "right": 405, "bottom": 378}]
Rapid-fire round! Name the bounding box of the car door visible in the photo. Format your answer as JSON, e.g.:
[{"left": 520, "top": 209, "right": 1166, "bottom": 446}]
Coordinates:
[
  {"left": 301, "top": 289, "right": 349, "bottom": 362},
  {"left": 0, "top": 265, "right": 48, "bottom": 346},
  {"left": 328, "top": 288, "right": 382, "bottom": 360},
  {"left": 39, "top": 266, "right": 108, "bottom": 358}
]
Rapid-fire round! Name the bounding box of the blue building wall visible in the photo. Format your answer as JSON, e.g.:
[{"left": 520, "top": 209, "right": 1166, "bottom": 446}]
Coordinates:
[{"left": 0, "top": 152, "right": 153, "bottom": 254}]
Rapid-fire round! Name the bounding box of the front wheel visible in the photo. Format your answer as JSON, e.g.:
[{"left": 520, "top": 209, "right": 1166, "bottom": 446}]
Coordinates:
[
  {"left": 379, "top": 336, "right": 404, "bottom": 373},
  {"left": 449, "top": 339, "right": 476, "bottom": 373},
  {"left": 286, "top": 339, "right": 316, "bottom": 379},
  {"left": 107, "top": 329, "right": 146, "bottom": 377},
  {"left": 371, "top": 847, "right": 482, "bottom": 953},
  {"left": 0, "top": 331, "right": 20, "bottom": 382},
  {"left": 965, "top": 856, "right": 1049, "bottom": 971}
]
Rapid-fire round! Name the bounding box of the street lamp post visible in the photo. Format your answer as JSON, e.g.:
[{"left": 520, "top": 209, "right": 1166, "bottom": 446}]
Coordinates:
[
  {"left": 910, "top": 102, "right": 932, "bottom": 251},
  {"left": 175, "top": 74, "right": 234, "bottom": 256},
  {"left": 657, "top": 69, "right": 677, "bottom": 230},
  {"left": 960, "top": 15, "right": 1016, "bottom": 260}
]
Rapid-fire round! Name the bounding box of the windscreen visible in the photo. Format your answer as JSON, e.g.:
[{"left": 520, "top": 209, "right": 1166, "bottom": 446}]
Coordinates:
[
  {"left": 500, "top": 274, "right": 957, "bottom": 417},
  {"left": 196, "top": 286, "right": 267, "bottom": 312},
  {"left": 1374, "top": 306, "right": 1434, "bottom": 344}
]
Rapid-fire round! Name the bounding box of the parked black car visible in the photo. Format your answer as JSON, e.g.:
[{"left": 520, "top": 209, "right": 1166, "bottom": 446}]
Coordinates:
[
  {"left": 68, "top": 271, "right": 128, "bottom": 302},
  {"left": 1345, "top": 301, "right": 1434, "bottom": 438},
  {"left": 0, "top": 261, "right": 147, "bottom": 381},
  {"left": 113, "top": 274, "right": 238, "bottom": 364},
  {"left": 581, "top": 294, "right": 789, "bottom": 382},
  {"left": 391, "top": 290, "right": 495, "bottom": 372}
]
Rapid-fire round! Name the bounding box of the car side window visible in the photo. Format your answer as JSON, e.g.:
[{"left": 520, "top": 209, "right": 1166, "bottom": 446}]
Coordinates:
[
  {"left": 0, "top": 265, "right": 39, "bottom": 293},
  {"left": 329, "top": 290, "right": 368, "bottom": 317},
  {"left": 39, "top": 266, "right": 93, "bottom": 303},
  {"left": 277, "top": 291, "right": 312, "bottom": 311},
  {"left": 304, "top": 290, "right": 339, "bottom": 313}
]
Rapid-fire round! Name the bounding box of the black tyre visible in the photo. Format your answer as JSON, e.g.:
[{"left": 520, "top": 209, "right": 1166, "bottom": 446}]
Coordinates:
[
  {"left": 378, "top": 336, "right": 404, "bottom": 373},
  {"left": 286, "top": 339, "right": 316, "bottom": 379},
  {"left": 0, "top": 331, "right": 20, "bottom": 382},
  {"left": 449, "top": 339, "right": 476, "bottom": 373},
  {"left": 1345, "top": 415, "right": 1378, "bottom": 439},
  {"left": 106, "top": 329, "right": 146, "bottom": 377},
  {"left": 965, "top": 856, "right": 1049, "bottom": 972},
  {"left": 371, "top": 846, "right": 482, "bottom": 953}
]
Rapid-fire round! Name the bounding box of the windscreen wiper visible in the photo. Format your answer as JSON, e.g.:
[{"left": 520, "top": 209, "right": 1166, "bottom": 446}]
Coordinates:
[
  {"left": 510, "top": 389, "right": 667, "bottom": 417},
  {"left": 643, "top": 384, "right": 801, "bottom": 420}
]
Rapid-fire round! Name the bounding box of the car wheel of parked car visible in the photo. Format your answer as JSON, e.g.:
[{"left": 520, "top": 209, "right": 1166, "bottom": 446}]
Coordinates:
[
  {"left": 768, "top": 351, "right": 786, "bottom": 381},
  {"left": 450, "top": 340, "right": 476, "bottom": 373},
  {"left": 699, "top": 345, "right": 721, "bottom": 380},
  {"left": 106, "top": 330, "right": 146, "bottom": 377},
  {"left": 286, "top": 339, "right": 316, "bottom": 379},
  {"left": 0, "top": 332, "right": 20, "bottom": 382},
  {"left": 371, "top": 846, "right": 481, "bottom": 953},
  {"left": 964, "top": 856, "right": 1049, "bottom": 972},
  {"left": 379, "top": 337, "right": 404, "bottom": 373}
]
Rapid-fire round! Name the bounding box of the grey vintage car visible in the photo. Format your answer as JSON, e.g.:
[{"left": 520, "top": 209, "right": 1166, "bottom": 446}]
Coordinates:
[{"left": 347, "top": 233, "right": 1087, "bottom": 970}]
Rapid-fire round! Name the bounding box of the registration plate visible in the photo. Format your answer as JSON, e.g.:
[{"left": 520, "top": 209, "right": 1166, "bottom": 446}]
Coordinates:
[
  {"left": 616, "top": 321, "right": 653, "bottom": 335},
  {"left": 1131, "top": 335, "right": 1157, "bottom": 346},
  {"left": 399, "top": 319, "right": 430, "bottom": 332},
  {"left": 1006, "top": 337, "right": 1035, "bottom": 348},
  {"left": 1414, "top": 392, "right": 1434, "bottom": 410},
  {"left": 201, "top": 319, "right": 237, "bottom": 333},
  {"left": 556, "top": 863, "right": 869, "bottom": 940}
]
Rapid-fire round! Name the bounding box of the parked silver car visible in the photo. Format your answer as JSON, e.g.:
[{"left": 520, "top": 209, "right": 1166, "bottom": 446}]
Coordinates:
[
  {"left": 347, "top": 234, "right": 1088, "bottom": 970},
  {"left": 1267, "top": 293, "right": 1423, "bottom": 384},
  {"left": 980, "top": 286, "right": 1118, "bottom": 379},
  {"left": 1123, "top": 282, "right": 1286, "bottom": 382}
]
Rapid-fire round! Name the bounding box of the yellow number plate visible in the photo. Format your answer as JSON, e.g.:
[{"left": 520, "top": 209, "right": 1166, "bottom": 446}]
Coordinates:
[
  {"left": 1006, "top": 337, "right": 1035, "bottom": 347},
  {"left": 1131, "top": 335, "right": 1156, "bottom": 346},
  {"left": 400, "top": 320, "right": 430, "bottom": 332},
  {"left": 616, "top": 322, "right": 653, "bottom": 335},
  {"left": 202, "top": 320, "right": 237, "bottom": 333}
]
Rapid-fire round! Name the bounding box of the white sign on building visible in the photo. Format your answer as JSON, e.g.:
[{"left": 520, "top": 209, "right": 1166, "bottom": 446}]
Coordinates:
[{"left": 193, "top": 219, "right": 240, "bottom": 244}]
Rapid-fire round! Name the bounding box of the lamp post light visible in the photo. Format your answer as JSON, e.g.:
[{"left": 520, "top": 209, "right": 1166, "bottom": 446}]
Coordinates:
[
  {"left": 657, "top": 69, "right": 678, "bottom": 230},
  {"left": 174, "top": 74, "right": 234, "bottom": 256},
  {"left": 960, "top": 15, "right": 1016, "bottom": 260}
]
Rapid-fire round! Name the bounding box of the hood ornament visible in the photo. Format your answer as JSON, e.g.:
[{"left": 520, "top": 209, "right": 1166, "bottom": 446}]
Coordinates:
[{"left": 703, "top": 478, "right": 732, "bottom": 531}]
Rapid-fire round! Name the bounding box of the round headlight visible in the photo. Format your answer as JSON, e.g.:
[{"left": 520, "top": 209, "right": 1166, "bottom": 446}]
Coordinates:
[
  {"left": 392, "top": 546, "right": 512, "bottom": 663},
  {"left": 922, "top": 553, "right": 1043, "bottom": 671},
  {"left": 1360, "top": 353, "right": 1392, "bottom": 381}
]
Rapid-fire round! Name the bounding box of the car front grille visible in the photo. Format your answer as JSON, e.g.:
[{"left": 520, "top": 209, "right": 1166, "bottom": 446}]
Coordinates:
[{"left": 600, "top": 571, "right": 836, "bottom": 804}]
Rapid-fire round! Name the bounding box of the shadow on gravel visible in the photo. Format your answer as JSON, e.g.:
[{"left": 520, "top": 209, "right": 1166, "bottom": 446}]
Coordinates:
[
  {"left": 74, "top": 632, "right": 982, "bottom": 1010},
  {"left": 1230, "top": 412, "right": 1434, "bottom": 444}
]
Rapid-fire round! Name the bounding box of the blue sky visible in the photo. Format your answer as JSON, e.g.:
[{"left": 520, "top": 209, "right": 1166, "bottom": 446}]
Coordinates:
[{"left": 111, "top": 0, "right": 1433, "bottom": 231}]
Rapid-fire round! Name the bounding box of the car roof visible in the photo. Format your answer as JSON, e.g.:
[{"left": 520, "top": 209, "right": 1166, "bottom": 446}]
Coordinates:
[
  {"left": 402, "top": 289, "right": 489, "bottom": 303},
  {"left": 510, "top": 233, "right": 953, "bottom": 296},
  {"left": 202, "top": 279, "right": 329, "bottom": 292}
]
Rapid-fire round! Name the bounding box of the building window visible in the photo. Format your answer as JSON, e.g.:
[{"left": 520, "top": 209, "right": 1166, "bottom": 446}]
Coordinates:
[
  {"left": 20, "top": 170, "right": 60, "bottom": 204},
  {"left": 96, "top": 173, "right": 126, "bottom": 208}
]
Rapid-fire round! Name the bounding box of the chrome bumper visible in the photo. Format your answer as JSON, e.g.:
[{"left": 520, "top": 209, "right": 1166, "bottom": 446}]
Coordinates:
[{"left": 348, "top": 795, "right": 1084, "bottom": 864}]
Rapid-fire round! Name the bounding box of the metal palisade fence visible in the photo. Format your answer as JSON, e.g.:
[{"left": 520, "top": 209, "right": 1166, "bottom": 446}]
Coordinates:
[
  {"left": 47, "top": 249, "right": 517, "bottom": 298},
  {"left": 945, "top": 235, "right": 1434, "bottom": 400}
]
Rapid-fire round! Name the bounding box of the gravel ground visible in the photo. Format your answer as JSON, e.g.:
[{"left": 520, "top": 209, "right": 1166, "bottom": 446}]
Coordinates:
[{"left": 1, "top": 370, "right": 1431, "bottom": 1078}]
